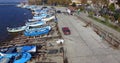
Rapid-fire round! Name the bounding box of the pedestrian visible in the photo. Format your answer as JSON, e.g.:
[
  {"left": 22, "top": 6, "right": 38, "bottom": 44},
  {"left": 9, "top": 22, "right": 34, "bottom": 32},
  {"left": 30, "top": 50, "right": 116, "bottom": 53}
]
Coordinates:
[
  {"left": 67, "top": 9, "right": 71, "bottom": 15},
  {"left": 77, "top": 9, "right": 80, "bottom": 14}
]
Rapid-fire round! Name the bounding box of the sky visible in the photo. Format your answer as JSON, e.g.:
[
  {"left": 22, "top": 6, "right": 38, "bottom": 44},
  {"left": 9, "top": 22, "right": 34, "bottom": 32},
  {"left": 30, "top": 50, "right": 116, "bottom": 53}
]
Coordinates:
[{"left": 0, "top": 0, "right": 27, "bottom": 2}]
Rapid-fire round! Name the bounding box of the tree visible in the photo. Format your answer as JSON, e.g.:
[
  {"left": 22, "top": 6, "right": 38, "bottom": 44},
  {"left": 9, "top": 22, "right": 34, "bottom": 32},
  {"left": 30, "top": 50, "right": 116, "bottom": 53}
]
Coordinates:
[
  {"left": 91, "top": 0, "right": 109, "bottom": 7},
  {"left": 28, "top": 0, "right": 71, "bottom": 5},
  {"left": 109, "top": 3, "right": 115, "bottom": 11},
  {"left": 36, "top": 0, "right": 42, "bottom": 5},
  {"left": 28, "top": 0, "right": 42, "bottom": 5},
  {"left": 81, "top": 0, "right": 87, "bottom": 4},
  {"left": 100, "top": 0, "right": 109, "bottom": 6},
  {"left": 71, "top": 2, "right": 76, "bottom": 7}
]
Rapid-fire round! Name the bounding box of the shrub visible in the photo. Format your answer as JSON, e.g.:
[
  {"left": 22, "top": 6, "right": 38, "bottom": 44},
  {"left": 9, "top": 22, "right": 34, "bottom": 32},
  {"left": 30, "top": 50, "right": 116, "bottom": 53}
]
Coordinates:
[
  {"left": 71, "top": 2, "right": 76, "bottom": 7},
  {"left": 103, "top": 14, "right": 109, "bottom": 21},
  {"left": 109, "top": 3, "right": 115, "bottom": 11},
  {"left": 88, "top": 11, "right": 94, "bottom": 17}
]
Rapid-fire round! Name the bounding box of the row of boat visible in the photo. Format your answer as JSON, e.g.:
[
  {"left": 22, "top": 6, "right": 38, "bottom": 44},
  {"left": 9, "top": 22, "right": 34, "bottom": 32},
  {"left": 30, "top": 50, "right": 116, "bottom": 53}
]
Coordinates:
[
  {"left": 0, "top": 45, "right": 36, "bottom": 63},
  {"left": 7, "top": 4, "right": 56, "bottom": 37},
  {"left": 1, "top": 4, "right": 57, "bottom": 63}
]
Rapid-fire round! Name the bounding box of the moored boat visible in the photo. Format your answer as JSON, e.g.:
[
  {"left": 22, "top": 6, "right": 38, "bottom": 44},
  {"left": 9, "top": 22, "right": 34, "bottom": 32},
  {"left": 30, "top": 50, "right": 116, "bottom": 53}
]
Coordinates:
[
  {"left": 28, "top": 14, "right": 48, "bottom": 22},
  {"left": 16, "top": 4, "right": 23, "bottom": 7},
  {"left": 26, "top": 21, "right": 46, "bottom": 27},
  {"left": 0, "top": 52, "right": 31, "bottom": 63},
  {"left": 42, "top": 16, "right": 55, "bottom": 22},
  {"left": 24, "top": 26, "right": 51, "bottom": 36},
  {"left": 7, "top": 26, "right": 28, "bottom": 33}
]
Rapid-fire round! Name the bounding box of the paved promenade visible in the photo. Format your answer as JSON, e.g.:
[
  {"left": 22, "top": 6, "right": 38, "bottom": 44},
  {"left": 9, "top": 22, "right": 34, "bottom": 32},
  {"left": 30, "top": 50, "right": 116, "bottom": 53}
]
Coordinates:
[
  {"left": 77, "top": 12, "right": 120, "bottom": 41},
  {"left": 56, "top": 7, "right": 120, "bottom": 63}
]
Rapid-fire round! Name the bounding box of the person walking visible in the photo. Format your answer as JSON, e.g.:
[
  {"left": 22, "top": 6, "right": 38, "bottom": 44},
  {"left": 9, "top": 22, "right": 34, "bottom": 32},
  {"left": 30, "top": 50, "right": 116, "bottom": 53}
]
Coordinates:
[
  {"left": 67, "top": 9, "right": 71, "bottom": 15},
  {"left": 77, "top": 9, "right": 80, "bottom": 14}
]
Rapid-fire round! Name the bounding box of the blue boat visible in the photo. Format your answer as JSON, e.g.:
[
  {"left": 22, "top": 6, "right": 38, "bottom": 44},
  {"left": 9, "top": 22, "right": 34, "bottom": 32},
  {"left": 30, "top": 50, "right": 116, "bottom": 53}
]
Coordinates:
[
  {"left": 0, "top": 52, "right": 31, "bottom": 63},
  {"left": 14, "top": 52, "right": 31, "bottom": 63},
  {"left": 24, "top": 26, "right": 51, "bottom": 36},
  {"left": 33, "top": 13, "right": 47, "bottom": 19},
  {"left": 17, "top": 45, "right": 36, "bottom": 52},
  {"left": 28, "top": 13, "right": 48, "bottom": 22},
  {"left": 26, "top": 21, "right": 46, "bottom": 27}
]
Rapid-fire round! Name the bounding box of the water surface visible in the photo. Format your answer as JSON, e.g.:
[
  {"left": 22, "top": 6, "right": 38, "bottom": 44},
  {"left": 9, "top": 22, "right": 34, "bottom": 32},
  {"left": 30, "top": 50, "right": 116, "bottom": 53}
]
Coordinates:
[{"left": 0, "top": 5, "right": 32, "bottom": 42}]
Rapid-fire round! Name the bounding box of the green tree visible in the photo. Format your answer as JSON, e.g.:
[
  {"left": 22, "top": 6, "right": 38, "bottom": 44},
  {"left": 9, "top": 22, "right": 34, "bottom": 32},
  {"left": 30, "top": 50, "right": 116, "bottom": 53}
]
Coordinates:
[
  {"left": 109, "top": 3, "right": 115, "bottom": 11},
  {"left": 71, "top": 2, "right": 76, "bottom": 7}
]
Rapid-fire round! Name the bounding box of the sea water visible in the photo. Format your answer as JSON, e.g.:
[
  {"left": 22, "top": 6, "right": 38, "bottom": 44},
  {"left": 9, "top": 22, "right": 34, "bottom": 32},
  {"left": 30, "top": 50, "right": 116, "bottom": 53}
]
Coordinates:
[{"left": 0, "top": 4, "right": 32, "bottom": 42}]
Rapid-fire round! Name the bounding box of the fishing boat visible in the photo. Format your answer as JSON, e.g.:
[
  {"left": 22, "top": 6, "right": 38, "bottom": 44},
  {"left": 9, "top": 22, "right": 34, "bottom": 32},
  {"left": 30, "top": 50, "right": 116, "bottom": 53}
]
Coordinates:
[
  {"left": 7, "top": 26, "right": 28, "bottom": 33},
  {"left": 25, "top": 5, "right": 37, "bottom": 10},
  {"left": 17, "top": 45, "right": 36, "bottom": 52},
  {"left": 26, "top": 21, "right": 46, "bottom": 27},
  {"left": 0, "top": 52, "right": 31, "bottom": 63},
  {"left": 28, "top": 14, "right": 48, "bottom": 22},
  {"left": 42, "top": 15, "right": 55, "bottom": 22},
  {"left": 28, "top": 18, "right": 40, "bottom": 22},
  {"left": 24, "top": 26, "right": 51, "bottom": 36},
  {"left": 14, "top": 52, "right": 31, "bottom": 63},
  {"left": 33, "top": 13, "right": 47, "bottom": 19},
  {"left": 16, "top": 4, "right": 23, "bottom": 7},
  {"left": 22, "top": 4, "right": 29, "bottom": 8}
]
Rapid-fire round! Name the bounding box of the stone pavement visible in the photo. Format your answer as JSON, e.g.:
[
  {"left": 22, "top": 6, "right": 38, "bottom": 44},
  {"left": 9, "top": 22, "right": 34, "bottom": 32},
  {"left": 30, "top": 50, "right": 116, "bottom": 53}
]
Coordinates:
[
  {"left": 77, "top": 12, "right": 120, "bottom": 41},
  {"left": 57, "top": 9, "right": 120, "bottom": 63}
]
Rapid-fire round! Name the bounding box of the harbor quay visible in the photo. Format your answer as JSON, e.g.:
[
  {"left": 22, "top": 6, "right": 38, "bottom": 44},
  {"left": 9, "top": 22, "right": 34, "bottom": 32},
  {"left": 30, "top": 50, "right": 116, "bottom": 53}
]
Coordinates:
[
  {"left": 1, "top": 4, "right": 120, "bottom": 63},
  {"left": 0, "top": 5, "right": 65, "bottom": 63},
  {"left": 0, "top": 16, "right": 64, "bottom": 63}
]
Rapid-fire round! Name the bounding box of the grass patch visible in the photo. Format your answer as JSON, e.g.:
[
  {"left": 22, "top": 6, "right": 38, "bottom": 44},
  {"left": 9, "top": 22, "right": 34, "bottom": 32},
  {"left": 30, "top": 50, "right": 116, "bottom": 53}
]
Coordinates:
[{"left": 88, "top": 16, "right": 120, "bottom": 32}]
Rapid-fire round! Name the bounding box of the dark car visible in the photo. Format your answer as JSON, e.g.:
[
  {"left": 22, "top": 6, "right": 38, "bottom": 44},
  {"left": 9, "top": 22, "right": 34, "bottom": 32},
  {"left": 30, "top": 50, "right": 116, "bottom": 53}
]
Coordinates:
[
  {"left": 62, "top": 27, "right": 71, "bottom": 35},
  {"left": 57, "top": 10, "right": 61, "bottom": 13},
  {"left": 42, "top": 6, "right": 47, "bottom": 8}
]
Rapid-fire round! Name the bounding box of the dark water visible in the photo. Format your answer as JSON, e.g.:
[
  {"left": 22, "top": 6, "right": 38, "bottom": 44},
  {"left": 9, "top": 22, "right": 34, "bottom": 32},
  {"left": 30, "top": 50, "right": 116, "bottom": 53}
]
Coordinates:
[{"left": 0, "top": 5, "right": 32, "bottom": 42}]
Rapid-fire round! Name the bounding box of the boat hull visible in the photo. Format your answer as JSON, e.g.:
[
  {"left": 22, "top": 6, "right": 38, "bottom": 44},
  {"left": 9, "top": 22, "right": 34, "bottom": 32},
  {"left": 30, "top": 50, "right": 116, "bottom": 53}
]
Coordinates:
[
  {"left": 26, "top": 21, "right": 46, "bottom": 27},
  {"left": 24, "top": 26, "right": 51, "bottom": 36},
  {"left": 7, "top": 26, "right": 28, "bottom": 33},
  {"left": 42, "top": 16, "right": 55, "bottom": 22}
]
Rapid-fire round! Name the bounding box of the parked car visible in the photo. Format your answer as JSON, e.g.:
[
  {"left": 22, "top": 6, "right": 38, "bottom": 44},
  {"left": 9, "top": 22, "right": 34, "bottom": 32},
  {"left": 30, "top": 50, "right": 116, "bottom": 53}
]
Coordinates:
[
  {"left": 62, "top": 27, "right": 71, "bottom": 35},
  {"left": 57, "top": 10, "right": 61, "bottom": 13}
]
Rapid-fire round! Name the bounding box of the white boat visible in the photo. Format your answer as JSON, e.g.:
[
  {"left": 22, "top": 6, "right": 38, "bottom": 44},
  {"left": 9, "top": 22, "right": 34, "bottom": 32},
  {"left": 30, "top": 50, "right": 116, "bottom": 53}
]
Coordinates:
[
  {"left": 22, "top": 4, "right": 29, "bottom": 8},
  {"left": 29, "top": 5, "right": 37, "bottom": 10},
  {"left": 28, "top": 18, "right": 40, "bottom": 22},
  {"left": 28, "top": 14, "right": 48, "bottom": 22},
  {"left": 7, "top": 26, "right": 28, "bottom": 32},
  {"left": 42, "top": 16, "right": 55, "bottom": 22},
  {"left": 16, "top": 4, "right": 23, "bottom": 7},
  {"left": 26, "top": 21, "right": 46, "bottom": 27}
]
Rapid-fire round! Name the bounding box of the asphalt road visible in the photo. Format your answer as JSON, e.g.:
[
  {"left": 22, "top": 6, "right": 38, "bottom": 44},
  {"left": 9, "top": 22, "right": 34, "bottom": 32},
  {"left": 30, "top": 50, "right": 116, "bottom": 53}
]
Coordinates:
[{"left": 56, "top": 7, "right": 120, "bottom": 63}]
